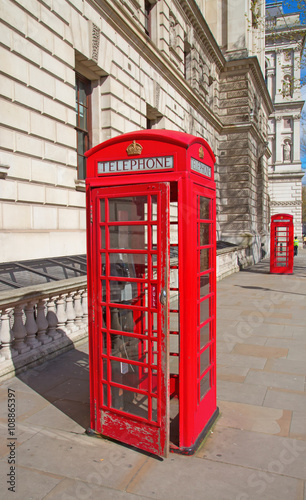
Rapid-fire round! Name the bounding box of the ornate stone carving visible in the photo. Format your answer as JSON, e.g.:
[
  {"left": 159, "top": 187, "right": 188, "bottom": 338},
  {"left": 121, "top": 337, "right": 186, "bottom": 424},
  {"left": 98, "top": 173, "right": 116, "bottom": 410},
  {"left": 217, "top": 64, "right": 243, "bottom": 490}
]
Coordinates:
[
  {"left": 169, "top": 15, "right": 177, "bottom": 49},
  {"left": 282, "top": 75, "right": 292, "bottom": 97},
  {"left": 92, "top": 23, "right": 100, "bottom": 63},
  {"left": 271, "top": 200, "right": 302, "bottom": 206},
  {"left": 283, "top": 140, "right": 291, "bottom": 162}
]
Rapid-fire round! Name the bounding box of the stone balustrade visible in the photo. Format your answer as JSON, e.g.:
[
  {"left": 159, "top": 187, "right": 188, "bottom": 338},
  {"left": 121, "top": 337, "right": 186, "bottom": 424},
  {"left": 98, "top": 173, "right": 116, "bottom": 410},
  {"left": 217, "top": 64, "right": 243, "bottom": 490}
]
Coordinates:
[{"left": 0, "top": 276, "right": 88, "bottom": 381}]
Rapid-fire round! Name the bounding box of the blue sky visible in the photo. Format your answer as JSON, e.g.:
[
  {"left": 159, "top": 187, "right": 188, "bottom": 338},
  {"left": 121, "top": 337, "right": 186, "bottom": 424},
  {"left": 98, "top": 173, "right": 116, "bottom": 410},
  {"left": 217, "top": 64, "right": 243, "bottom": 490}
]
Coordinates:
[{"left": 266, "top": 0, "right": 306, "bottom": 183}]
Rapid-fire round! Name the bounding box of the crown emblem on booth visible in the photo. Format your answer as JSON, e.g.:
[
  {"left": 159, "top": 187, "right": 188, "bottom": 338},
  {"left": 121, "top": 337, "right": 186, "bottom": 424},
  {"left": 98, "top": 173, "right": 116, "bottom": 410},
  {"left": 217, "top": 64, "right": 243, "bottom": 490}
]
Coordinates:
[
  {"left": 126, "top": 140, "right": 143, "bottom": 156},
  {"left": 199, "top": 146, "right": 204, "bottom": 159}
]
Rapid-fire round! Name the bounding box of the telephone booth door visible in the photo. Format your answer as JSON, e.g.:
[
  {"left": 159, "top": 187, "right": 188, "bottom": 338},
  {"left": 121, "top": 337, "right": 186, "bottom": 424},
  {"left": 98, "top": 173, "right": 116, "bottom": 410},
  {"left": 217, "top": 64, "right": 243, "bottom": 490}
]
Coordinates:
[
  {"left": 270, "top": 214, "right": 294, "bottom": 274},
  {"left": 89, "top": 182, "right": 170, "bottom": 457}
]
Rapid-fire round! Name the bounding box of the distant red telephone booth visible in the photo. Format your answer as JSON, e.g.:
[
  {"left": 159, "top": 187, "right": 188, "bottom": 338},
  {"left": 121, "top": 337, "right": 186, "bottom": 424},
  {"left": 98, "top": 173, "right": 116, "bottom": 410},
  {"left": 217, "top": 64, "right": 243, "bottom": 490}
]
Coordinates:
[
  {"left": 270, "top": 214, "right": 294, "bottom": 274},
  {"left": 85, "top": 130, "right": 218, "bottom": 457}
]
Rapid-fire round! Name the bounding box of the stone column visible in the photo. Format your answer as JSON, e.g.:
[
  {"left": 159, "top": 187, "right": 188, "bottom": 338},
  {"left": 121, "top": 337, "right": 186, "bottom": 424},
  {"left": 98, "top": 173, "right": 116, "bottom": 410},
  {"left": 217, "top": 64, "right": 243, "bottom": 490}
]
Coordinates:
[
  {"left": 25, "top": 301, "right": 41, "bottom": 349},
  {"left": 275, "top": 50, "right": 283, "bottom": 101},
  {"left": 46, "top": 297, "right": 62, "bottom": 341},
  {"left": 293, "top": 114, "right": 301, "bottom": 162},
  {"left": 74, "top": 291, "right": 84, "bottom": 328},
  {"left": 0, "top": 309, "right": 17, "bottom": 360},
  {"left": 66, "top": 292, "right": 77, "bottom": 333},
  {"left": 12, "top": 304, "right": 30, "bottom": 354},
  {"left": 275, "top": 117, "right": 282, "bottom": 163},
  {"left": 293, "top": 49, "right": 301, "bottom": 99},
  {"left": 56, "top": 295, "right": 68, "bottom": 336},
  {"left": 36, "top": 299, "right": 52, "bottom": 345}
]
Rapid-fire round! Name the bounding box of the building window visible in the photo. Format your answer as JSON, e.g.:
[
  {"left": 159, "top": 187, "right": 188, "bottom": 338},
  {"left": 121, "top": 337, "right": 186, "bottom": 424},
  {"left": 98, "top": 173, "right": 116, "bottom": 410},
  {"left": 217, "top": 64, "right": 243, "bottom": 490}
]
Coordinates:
[
  {"left": 283, "top": 118, "right": 292, "bottom": 129},
  {"left": 144, "top": 0, "right": 152, "bottom": 37},
  {"left": 75, "top": 73, "right": 91, "bottom": 180}
]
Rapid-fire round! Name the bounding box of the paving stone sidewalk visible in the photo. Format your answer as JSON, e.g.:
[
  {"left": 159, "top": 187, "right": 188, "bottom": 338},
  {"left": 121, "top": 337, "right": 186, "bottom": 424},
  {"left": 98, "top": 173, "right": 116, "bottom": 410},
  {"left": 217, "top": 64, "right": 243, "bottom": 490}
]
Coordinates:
[{"left": 0, "top": 250, "right": 305, "bottom": 500}]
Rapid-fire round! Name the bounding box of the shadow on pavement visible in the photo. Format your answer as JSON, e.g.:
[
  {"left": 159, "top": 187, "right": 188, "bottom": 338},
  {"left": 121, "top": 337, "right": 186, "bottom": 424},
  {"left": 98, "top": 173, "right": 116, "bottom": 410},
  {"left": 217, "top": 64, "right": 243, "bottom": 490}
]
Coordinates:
[{"left": 17, "top": 345, "right": 90, "bottom": 430}]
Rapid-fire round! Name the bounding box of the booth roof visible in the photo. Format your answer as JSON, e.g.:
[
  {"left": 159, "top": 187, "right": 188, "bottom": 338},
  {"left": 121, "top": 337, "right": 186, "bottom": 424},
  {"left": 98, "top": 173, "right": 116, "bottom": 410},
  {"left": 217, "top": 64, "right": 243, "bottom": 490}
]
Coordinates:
[{"left": 85, "top": 129, "right": 215, "bottom": 163}]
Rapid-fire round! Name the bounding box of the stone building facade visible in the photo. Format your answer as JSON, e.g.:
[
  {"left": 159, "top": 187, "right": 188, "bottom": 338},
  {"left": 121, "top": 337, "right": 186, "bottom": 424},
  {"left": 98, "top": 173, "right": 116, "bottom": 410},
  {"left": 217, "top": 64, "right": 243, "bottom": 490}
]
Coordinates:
[
  {"left": 0, "top": 0, "right": 272, "bottom": 265},
  {"left": 265, "top": 2, "right": 305, "bottom": 240}
]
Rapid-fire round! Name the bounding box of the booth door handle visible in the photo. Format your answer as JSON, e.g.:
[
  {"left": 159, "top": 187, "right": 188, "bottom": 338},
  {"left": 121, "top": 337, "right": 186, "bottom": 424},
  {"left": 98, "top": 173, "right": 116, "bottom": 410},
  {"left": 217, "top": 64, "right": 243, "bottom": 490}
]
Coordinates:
[{"left": 159, "top": 289, "right": 167, "bottom": 305}]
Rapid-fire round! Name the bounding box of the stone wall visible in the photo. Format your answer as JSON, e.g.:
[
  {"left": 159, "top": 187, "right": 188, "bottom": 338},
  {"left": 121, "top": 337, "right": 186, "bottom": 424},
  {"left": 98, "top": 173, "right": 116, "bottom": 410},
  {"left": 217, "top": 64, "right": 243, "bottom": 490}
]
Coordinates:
[{"left": 0, "top": 0, "right": 272, "bottom": 264}]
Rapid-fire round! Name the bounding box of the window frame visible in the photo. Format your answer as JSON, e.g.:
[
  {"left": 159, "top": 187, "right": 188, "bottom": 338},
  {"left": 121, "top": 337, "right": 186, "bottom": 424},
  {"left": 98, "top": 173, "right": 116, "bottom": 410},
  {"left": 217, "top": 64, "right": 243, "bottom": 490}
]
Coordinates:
[{"left": 75, "top": 73, "right": 92, "bottom": 180}]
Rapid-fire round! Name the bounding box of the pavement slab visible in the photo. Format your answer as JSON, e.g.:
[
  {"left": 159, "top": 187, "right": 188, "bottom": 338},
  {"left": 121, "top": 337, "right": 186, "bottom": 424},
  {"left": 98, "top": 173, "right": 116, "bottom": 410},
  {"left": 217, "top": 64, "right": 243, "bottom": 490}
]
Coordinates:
[{"left": 0, "top": 252, "right": 305, "bottom": 499}]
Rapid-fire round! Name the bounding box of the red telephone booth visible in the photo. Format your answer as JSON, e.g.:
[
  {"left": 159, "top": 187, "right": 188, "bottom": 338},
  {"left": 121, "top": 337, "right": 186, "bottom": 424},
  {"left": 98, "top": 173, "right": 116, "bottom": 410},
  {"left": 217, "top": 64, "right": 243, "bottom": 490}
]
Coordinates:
[
  {"left": 85, "top": 130, "right": 218, "bottom": 457},
  {"left": 270, "top": 214, "right": 294, "bottom": 274}
]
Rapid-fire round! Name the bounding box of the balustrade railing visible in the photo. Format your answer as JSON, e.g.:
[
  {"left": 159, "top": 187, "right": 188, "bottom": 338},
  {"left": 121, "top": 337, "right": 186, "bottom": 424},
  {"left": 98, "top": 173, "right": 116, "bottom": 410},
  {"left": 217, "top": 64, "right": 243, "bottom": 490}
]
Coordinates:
[{"left": 0, "top": 276, "right": 88, "bottom": 380}]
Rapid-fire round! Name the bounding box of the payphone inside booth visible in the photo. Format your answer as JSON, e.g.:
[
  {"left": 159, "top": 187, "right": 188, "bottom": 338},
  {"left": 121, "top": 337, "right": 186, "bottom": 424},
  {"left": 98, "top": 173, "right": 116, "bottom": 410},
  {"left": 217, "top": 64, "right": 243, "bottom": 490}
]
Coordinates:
[
  {"left": 270, "top": 214, "right": 294, "bottom": 274},
  {"left": 86, "top": 130, "right": 218, "bottom": 457}
]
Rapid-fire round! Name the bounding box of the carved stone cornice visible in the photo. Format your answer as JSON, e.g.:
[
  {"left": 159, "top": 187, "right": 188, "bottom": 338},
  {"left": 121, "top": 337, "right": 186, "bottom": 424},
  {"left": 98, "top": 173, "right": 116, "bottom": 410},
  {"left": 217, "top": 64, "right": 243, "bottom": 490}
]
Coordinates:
[{"left": 270, "top": 200, "right": 302, "bottom": 206}]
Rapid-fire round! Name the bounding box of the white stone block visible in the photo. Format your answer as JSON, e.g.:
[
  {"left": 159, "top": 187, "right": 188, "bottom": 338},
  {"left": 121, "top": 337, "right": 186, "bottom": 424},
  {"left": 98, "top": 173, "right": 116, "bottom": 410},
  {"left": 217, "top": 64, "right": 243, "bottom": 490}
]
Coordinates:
[
  {"left": 66, "top": 149, "right": 78, "bottom": 168},
  {"left": 2, "top": 202, "right": 32, "bottom": 229},
  {"left": 66, "top": 107, "right": 76, "bottom": 127},
  {"left": 45, "top": 186, "right": 68, "bottom": 206},
  {"left": 27, "top": 16, "right": 54, "bottom": 54},
  {"left": 44, "top": 142, "right": 67, "bottom": 164},
  {"left": 0, "top": 74, "right": 13, "bottom": 100},
  {"left": 40, "top": 4, "right": 65, "bottom": 38},
  {"left": 65, "top": 67, "right": 76, "bottom": 87},
  {"left": 52, "top": 0, "right": 70, "bottom": 22},
  {"left": 14, "top": 0, "right": 39, "bottom": 18},
  {"left": 54, "top": 80, "right": 75, "bottom": 107},
  {"left": 98, "top": 37, "right": 113, "bottom": 74},
  {"left": 41, "top": 52, "right": 66, "bottom": 81},
  {"left": 68, "top": 190, "right": 85, "bottom": 208},
  {"left": 0, "top": 46, "right": 29, "bottom": 84},
  {"left": 79, "top": 208, "right": 86, "bottom": 230},
  {"left": 50, "top": 230, "right": 86, "bottom": 256},
  {"left": 0, "top": 20, "right": 11, "bottom": 49},
  {"left": 66, "top": 0, "right": 83, "bottom": 14},
  {"left": 15, "top": 132, "right": 44, "bottom": 158},
  {"left": 0, "top": 180, "right": 17, "bottom": 201},
  {"left": 0, "top": 151, "right": 31, "bottom": 180},
  {"left": 30, "top": 112, "right": 56, "bottom": 141},
  {"left": 17, "top": 181, "right": 45, "bottom": 204},
  {"left": 29, "top": 65, "right": 55, "bottom": 98},
  {"left": 0, "top": 126, "right": 15, "bottom": 151},
  {"left": 31, "top": 159, "right": 57, "bottom": 185},
  {"left": 57, "top": 166, "right": 77, "bottom": 188},
  {"left": 43, "top": 97, "right": 66, "bottom": 122},
  {"left": 56, "top": 123, "right": 76, "bottom": 148},
  {"left": 33, "top": 205, "right": 58, "bottom": 230},
  {"left": 0, "top": 0, "right": 27, "bottom": 35},
  {"left": 53, "top": 37, "right": 75, "bottom": 67},
  {"left": 14, "top": 82, "right": 44, "bottom": 112},
  {"left": 12, "top": 31, "right": 41, "bottom": 66},
  {"left": 58, "top": 207, "right": 80, "bottom": 229}
]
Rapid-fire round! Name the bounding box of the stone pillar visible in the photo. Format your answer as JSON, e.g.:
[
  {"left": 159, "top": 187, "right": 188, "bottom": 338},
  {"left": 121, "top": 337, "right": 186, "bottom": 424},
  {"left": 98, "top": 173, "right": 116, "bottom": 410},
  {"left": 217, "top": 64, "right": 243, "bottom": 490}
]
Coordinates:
[
  {"left": 12, "top": 304, "right": 30, "bottom": 354},
  {"left": 56, "top": 295, "right": 68, "bottom": 336},
  {"left": 82, "top": 290, "right": 88, "bottom": 328},
  {"left": 46, "top": 298, "right": 62, "bottom": 341},
  {"left": 74, "top": 291, "right": 84, "bottom": 328},
  {"left": 66, "top": 292, "right": 77, "bottom": 333},
  {"left": 293, "top": 115, "right": 301, "bottom": 162},
  {"left": 36, "top": 299, "right": 52, "bottom": 345},
  {"left": 275, "top": 117, "right": 282, "bottom": 163},
  {"left": 275, "top": 50, "right": 283, "bottom": 101},
  {"left": 293, "top": 49, "right": 301, "bottom": 99},
  {"left": 0, "top": 309, "right": 17, "bottom": 360},
  {"left": 25, "top": 301, "right": 41, "bottom": 349}
]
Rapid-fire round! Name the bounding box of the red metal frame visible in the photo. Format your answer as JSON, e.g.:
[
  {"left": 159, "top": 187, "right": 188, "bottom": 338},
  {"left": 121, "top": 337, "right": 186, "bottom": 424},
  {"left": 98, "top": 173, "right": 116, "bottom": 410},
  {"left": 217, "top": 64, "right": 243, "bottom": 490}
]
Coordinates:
[
  {"left": 270, "top": 214, "right": 294, "bottom": 274},
  {"left": 86, "top": 130, "right": 217, "bottom": 456}
]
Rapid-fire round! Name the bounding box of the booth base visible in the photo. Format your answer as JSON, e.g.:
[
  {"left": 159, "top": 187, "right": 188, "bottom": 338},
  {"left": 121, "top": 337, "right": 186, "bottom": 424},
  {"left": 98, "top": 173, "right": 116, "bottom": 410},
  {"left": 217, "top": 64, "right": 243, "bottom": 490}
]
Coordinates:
[{"left": 169, "top": 407, "right": 219, "bottom": 456}]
